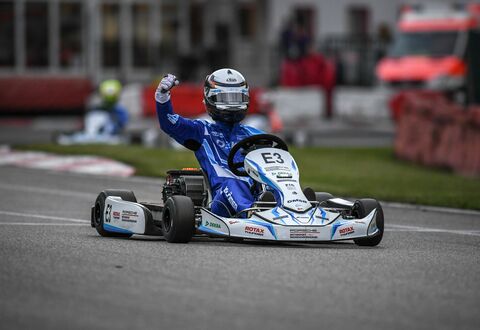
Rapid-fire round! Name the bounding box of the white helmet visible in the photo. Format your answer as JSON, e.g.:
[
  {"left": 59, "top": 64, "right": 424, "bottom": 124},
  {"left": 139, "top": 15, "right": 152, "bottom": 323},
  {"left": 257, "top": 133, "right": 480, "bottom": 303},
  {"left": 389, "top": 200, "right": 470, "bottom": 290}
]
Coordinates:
[{"left": 203, "top": 68, "right": 249, "bottom": 123}]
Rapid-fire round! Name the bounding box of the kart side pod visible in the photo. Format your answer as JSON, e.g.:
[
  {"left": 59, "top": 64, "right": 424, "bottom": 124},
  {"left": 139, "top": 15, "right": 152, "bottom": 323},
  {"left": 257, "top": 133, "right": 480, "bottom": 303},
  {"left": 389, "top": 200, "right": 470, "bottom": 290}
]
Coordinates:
[{"left": 91, "top": 196, "right": 162, "bottom": 236}]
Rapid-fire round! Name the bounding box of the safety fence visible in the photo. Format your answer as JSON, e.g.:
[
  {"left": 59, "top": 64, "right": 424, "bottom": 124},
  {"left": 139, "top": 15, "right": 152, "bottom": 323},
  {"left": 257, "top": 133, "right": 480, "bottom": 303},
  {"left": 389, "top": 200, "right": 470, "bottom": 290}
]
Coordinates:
[
  {"left": 395, "top": 91, "right": 480, "bottom": 176},
  {"left": 0, "top": 77, "right": 93, "bottom": 115}
]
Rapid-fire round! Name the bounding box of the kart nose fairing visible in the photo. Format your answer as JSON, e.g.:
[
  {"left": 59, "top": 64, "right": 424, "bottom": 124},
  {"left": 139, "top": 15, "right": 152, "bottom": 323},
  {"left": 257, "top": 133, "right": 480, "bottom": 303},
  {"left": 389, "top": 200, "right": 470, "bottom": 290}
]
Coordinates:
[
  {"left": 198, "top": 207, "right": 379, "bottom": 241},
  {"left": 244, "top": 148, "right": 311, "bottom": 213}
]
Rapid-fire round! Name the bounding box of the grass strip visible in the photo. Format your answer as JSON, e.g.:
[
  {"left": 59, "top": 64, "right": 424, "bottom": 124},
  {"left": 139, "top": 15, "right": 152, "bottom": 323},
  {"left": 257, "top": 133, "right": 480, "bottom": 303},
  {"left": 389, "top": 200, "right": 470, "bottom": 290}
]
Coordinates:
[{"left": 16, "top": 144, "right": 480, "bottom": 210}]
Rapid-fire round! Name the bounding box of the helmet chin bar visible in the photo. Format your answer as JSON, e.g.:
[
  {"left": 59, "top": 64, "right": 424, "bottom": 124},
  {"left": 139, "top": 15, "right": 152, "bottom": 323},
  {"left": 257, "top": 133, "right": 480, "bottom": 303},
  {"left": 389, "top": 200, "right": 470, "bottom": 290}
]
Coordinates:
[{"left": 206, "top": 101, "right": 248, "bottom": 123}]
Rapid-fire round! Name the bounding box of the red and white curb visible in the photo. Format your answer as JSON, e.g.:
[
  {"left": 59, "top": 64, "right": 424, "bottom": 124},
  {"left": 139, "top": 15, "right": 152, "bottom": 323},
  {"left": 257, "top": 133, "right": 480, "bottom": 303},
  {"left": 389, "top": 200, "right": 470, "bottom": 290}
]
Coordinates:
[{"left": 0, "top": 145, "right": 134, "bottom": 177}]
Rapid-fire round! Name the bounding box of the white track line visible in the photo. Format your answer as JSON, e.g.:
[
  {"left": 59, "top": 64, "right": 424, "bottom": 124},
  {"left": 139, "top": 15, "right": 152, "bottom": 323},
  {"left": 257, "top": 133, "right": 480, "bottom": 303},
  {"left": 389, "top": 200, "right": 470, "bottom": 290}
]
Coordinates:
[
  {"left": 382, "top": 201, "right": 480, "bottom": 216},
  {"left": 0, "top": 183, "right": 93, "bottom": 198},
  {"left": 386, "top": 224, "right": 480, "bottom": 237},
  {"left": 0, "top": 210, "right": 89, "bottom": 223},
  {"left": 0, "top": 223, "right": 86, "bottom": 226}
]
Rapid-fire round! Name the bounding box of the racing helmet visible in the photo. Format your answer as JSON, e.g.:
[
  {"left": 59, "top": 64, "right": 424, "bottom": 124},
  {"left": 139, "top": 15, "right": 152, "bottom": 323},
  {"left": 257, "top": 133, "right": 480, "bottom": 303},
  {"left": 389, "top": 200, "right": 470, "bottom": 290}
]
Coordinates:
[
  {"left": 204, "top": 68, "right": 249, "bottom": 123},
  {"left": 99, "top": 79, "right": 122, "bottom": 106}
]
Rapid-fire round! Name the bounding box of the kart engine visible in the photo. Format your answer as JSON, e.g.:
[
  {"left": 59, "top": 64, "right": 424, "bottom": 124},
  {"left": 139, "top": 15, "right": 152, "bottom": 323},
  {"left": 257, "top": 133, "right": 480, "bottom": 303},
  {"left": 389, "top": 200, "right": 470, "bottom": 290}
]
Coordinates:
[{"left": 162, "top": 169, "right": 206, "bottom": 206}]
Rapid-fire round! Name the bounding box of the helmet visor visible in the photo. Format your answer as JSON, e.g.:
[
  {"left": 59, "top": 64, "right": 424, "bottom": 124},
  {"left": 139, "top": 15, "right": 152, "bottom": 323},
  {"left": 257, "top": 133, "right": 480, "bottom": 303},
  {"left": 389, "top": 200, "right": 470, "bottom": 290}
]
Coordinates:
[{"left": 211, "top": 92, "right": 249, "bottom": 104}]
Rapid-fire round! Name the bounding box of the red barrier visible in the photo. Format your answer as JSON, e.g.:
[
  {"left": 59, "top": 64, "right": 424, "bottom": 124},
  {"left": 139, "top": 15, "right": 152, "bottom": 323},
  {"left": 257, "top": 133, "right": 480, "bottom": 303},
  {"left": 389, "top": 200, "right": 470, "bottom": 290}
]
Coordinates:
[
  {"left": 389, "top": 90, "right": 446, "bottom": 121},
  {"left": 279, "top": 53, "right": 336, "bottom": 117},
  {"left": 395, "top": 91, "right": 480, "bottom": 176},
  {"left": 0, "top": 77, "right": 93, "bottom": 114}
]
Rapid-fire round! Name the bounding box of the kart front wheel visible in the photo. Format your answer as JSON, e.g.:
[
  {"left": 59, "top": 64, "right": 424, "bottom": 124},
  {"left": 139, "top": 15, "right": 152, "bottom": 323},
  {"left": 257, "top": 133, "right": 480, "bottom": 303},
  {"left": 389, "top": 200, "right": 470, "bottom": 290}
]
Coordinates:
[
  {"left": 92, "top": 190, "right": 137, "bottom": 238},
  {"left": 352, "top": 199, "right": 384, "bottom": 247},
  {"left": 315, "top": 192, "right": 334, "bottom": 205},
  {"left": 162, "top": 196, "right": 195, "bottom": 243}
]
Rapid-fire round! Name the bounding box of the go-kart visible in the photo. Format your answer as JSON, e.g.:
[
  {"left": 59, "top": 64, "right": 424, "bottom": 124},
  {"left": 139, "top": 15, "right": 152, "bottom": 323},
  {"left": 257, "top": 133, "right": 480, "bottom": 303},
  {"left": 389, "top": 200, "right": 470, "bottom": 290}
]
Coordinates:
[
  {"left": 57, "top": 110, "right": 127, "bottom": 145},
  {"left": 91, "top": 134, "right": 384, "bottom": 246}
]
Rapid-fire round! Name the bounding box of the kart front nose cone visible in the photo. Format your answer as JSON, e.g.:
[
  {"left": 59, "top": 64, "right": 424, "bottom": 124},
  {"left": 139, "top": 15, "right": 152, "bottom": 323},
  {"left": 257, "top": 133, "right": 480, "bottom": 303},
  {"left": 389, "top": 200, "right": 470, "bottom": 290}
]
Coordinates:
[{"left": 367, "top": 210, "right": 379, "bottom": 236}]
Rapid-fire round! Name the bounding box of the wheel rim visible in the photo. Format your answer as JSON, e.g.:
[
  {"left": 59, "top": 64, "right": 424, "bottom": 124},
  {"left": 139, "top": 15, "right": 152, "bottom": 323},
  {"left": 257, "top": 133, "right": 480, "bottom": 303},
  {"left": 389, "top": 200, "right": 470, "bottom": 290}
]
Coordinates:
[
  {"left": 94, "top": 202, "right": 102, "bottom": 226},
  {"left": 163, "top": 208, "right": 172, "bottom": 232}
]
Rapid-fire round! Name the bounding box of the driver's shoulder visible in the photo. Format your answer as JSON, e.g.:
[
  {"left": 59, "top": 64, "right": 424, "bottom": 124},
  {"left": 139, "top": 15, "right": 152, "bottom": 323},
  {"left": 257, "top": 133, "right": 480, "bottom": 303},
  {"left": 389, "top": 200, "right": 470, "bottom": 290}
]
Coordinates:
[{"left": 239, "top": 124, "right": 264, "bottom": 136}]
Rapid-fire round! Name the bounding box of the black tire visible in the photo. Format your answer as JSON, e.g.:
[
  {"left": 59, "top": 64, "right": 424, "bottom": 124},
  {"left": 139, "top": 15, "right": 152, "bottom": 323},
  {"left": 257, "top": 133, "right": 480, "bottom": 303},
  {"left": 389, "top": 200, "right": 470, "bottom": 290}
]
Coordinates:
[
  {"left": 315, "top": 192, "right": 334, "bottom": 205},
  {"left": 352, "top": 198, "right": 384, "bottom": 247},
  {"left": 162, "top": 196, "right": 195, "bottom": 243},
  {"left": 92, "top": 190, "right": 137, "bottom": 238}
]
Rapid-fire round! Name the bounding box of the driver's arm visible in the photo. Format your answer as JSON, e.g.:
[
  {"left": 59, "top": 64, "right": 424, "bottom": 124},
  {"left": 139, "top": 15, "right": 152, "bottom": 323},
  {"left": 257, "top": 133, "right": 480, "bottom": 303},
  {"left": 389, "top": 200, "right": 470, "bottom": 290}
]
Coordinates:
[{"left": 155, "top": 74, "right": 204, "bottom": 150}]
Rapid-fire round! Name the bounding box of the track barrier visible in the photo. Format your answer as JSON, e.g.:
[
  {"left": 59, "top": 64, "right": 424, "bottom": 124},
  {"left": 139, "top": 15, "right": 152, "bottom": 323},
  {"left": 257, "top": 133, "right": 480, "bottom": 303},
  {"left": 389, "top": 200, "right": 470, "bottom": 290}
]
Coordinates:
[
  {"left": 395, "top": 91, "right": 480, "bottom": 176},
  {"left": 0, "top": 77, "right": 92, "bottom": 115}
]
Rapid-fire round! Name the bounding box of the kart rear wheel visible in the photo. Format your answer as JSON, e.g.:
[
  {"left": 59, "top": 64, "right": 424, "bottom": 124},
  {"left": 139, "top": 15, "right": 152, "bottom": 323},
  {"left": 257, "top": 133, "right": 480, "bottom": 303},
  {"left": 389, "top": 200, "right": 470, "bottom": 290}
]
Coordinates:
[
  {"left": 352, "top": 199, "right": 384, "bottom": 247},
  {"left": 92, "top": 190, "right": 137, "bottom": 238},
  {"left": 162, "top": 196, "right": 195, "bottom": 243}
]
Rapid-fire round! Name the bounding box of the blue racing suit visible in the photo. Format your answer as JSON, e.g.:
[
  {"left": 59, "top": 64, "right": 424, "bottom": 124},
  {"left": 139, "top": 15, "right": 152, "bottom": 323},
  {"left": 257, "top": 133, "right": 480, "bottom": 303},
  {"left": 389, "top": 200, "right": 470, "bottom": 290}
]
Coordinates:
[{"left": 156, "top": 100, "right": 263, "bottom": 217}]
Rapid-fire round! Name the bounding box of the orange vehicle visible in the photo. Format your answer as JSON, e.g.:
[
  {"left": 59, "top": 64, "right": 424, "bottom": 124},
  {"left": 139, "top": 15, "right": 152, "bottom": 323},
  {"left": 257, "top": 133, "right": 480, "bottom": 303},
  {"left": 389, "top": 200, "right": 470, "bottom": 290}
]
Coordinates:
[{"left": 377, "top": 3, "right": 480, "bottom": 104}]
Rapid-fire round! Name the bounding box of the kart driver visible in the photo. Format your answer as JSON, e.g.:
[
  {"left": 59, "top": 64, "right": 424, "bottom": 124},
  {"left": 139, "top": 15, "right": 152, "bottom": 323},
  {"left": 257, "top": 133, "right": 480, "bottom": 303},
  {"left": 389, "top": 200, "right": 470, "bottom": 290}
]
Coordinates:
[
  {"left": 155, "top": 68, "right": 264, "bottom": 217},
  {"left": 93, "top": 79, "right": 129, "bottom": 135}
]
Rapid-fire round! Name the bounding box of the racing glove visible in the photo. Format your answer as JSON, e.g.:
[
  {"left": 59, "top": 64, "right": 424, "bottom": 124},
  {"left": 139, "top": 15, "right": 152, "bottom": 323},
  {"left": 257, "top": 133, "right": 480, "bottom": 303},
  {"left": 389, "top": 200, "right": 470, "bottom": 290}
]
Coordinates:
[{"left": 155, "top": 74, "right": 179, "bottom": 104}]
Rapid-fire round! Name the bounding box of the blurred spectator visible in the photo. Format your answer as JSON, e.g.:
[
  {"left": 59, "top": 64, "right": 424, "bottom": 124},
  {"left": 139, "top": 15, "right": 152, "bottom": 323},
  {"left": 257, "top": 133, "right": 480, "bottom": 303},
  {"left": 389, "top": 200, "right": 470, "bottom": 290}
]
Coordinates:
[
  {"left": 279, "top": 15, "right": 335, "bottom": 118},
  {"left": 375, "top": 22, "right": 392, "bottom": 62},
  {"left": 280, "top": 16, "right": 312, "bottom": 60}
]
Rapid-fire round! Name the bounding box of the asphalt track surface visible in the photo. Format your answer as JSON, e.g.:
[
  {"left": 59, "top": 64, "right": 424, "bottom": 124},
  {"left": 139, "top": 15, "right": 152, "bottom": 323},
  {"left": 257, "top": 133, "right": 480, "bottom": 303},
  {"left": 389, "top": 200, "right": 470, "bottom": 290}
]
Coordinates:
[{"left": 0, "top": 166, "right": 479, "bottom": 330}]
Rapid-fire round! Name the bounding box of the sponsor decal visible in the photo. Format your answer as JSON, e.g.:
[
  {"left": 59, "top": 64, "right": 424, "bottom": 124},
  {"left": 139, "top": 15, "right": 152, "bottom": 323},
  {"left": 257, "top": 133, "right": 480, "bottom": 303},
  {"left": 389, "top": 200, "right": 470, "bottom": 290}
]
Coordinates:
[
  {"left": 113, "top": 211, "right": 120, "bottom": 220},
  {"left": 287, "top": 198, "right": 308, "bottom": 204},
  {"left": 121, "top": 210, "right": 138, "bottom": 223},
  {"left": 285, "top": 183, "right": 296, "bottom": 191},
  {"left": 245, "top": 226, "right": 264, "bottom": 236},
  {"left": 226, "top": 78, "right": 237, "bottom": 82},
  {"left": 216, "top": 139, "right": 226, "bottom": 148},
  {"left": 290, "top": 228, "right": 320, "bottom": 239},
  {"left": 339, "top": 226, "right": 354, "bottom": 236},
  {"left": 276, "top": 171, "right": 292, "bottom": 178},
  {"left": 205, "top": 221, "right": 221, "bottom": 229},
  {"left": 228, "top": 220, "right": 240, "bottom": 225},
  {"left": 223, "top": 187, "right": 238, "bottom": 209},
  {"left": 265, "top": 166, "right": 289, "bottom": 172}
]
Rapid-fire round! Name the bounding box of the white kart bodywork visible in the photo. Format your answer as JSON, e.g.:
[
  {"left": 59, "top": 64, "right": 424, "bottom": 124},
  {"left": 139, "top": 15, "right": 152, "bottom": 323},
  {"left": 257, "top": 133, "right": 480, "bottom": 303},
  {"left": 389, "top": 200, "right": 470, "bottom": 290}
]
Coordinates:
[
  {"left": 196, "top": 148, "right": 379, "bottom": 241},
  {"left": 101, "top": 147, "right": 381, "bottom": 242},
  {"left": 102, "top": 196, "right": 147, "bottom": 235}
]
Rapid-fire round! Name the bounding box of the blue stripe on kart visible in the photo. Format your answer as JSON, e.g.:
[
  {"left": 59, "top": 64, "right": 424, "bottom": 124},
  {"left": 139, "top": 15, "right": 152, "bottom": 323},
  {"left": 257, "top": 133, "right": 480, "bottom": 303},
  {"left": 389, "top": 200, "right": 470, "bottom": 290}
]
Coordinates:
[
  {"left": 330, "top": 221, "right": 348, "bottom": 239},
  {"left": 247, "top": 159, "right": 284, "bottom": 204},
  {"left": 104, "top": 223, "right": 133, "bottom": 234},
  {"left": 198, "top": 225, "right": 227, "bottom": 236},
  {"left": 282, "top": 208, "right": 302, "bottom": 225}
]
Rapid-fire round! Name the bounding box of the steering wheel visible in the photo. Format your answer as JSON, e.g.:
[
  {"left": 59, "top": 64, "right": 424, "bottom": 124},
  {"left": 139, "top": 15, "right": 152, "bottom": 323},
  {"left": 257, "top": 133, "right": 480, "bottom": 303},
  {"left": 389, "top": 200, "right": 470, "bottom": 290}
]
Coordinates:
[{"left": 227, "top": 134, "right": 289, "bottom": 177}]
